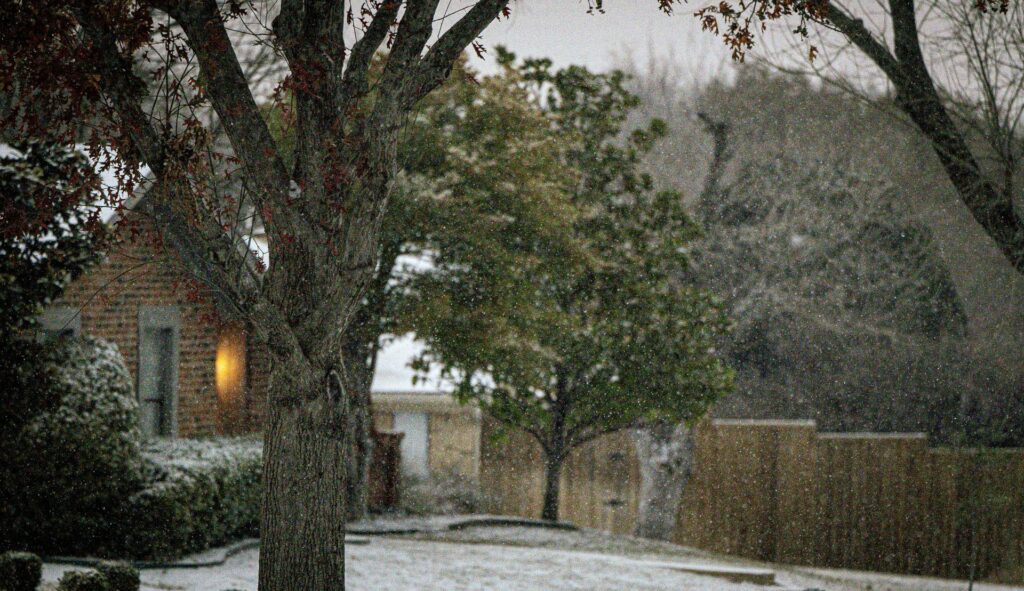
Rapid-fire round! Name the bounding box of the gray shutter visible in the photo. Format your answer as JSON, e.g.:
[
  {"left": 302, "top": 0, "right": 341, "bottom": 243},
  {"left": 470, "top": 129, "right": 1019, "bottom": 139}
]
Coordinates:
[{"left": 138, "top": 306, "right": 180, "bottom": 438}]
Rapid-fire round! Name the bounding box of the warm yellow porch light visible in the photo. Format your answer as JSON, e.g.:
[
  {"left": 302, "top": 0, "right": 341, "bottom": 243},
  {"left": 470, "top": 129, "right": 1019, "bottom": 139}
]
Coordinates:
[{"left": 216, "top": 323, "right": 246, "bottom": 403}]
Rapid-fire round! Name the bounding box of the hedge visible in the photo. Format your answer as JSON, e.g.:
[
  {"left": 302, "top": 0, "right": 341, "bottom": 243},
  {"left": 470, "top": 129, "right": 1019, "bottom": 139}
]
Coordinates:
[
  {"left": 0, "top": 336, "right": 263, "bottom": 561},
  {"left": 0, "top": 337, "right": 143, "bottom": 557},
  {"left": 125, "top": 438, "right": 263, "bottom": 560}
]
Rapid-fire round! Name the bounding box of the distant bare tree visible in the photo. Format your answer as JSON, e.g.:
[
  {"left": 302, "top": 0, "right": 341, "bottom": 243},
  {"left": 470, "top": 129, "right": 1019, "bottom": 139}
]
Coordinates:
[
  {"left": 696, "top": 0, "right": 1024, "bottom": 277},
  {"left": 629, "top": 111, "right": 733, "bottom": 542}
]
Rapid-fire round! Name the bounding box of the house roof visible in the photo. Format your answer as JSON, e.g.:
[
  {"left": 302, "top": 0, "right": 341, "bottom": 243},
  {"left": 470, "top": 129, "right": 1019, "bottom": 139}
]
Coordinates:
[{"left": 4, "top": 143, "right": 450, "bottom": 395}]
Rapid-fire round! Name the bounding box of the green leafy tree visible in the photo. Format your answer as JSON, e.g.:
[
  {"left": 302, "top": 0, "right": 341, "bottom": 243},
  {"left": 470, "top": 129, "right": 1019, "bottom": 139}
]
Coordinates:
[
  {"left": 406, "top": 51, "right": 734, "bottom": 521},
  {"left": 266, "top": 57, "right": 585, "bottom": 519}
]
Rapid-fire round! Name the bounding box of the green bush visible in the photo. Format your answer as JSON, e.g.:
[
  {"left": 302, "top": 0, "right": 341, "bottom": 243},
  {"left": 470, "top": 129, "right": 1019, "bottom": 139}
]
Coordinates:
[
  {"left": 0, "top": 336, "right": 262, "bottom": 562},
  {"left": 57, "top": 570, "right": 110, "bottom": 591},
  {"left": 125, "top": 438, "right": 262, "bottom": 560},
  {"left": 0, "top": 336, "right": 143, "bottom": 556},
  {"left": 95, "top": 561, "right": 139, "bottom": 591},
  {"left": 0, "top": 551, "right": 42, "bottom": 591}
]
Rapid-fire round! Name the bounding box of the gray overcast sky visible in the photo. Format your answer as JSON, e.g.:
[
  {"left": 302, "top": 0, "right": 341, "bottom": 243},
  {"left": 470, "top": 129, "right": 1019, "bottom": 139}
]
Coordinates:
[{"left": 465, "top": 1, "right": 732, "bottom": 77}]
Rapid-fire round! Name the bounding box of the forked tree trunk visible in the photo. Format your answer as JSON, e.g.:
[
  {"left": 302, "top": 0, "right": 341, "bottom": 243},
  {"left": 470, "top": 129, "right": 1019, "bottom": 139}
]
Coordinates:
[
  {"left": 540, "top": 453, "right": 564, "bottom": 522},
  {"left": 259, "top": 365, "right": 348, "bottom": 590},
  {"left": 632, "top": 421, "right": 695, "bottom": 541}
]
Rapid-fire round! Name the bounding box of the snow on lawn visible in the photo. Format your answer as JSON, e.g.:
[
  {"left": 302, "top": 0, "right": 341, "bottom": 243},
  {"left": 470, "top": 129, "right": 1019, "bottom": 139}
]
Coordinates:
[
  {"left": 43, "top": 539, "right": 770, "bottom": 591},
  {"left": 42, "top": 527, "right": 1024, "bottom": 591}
]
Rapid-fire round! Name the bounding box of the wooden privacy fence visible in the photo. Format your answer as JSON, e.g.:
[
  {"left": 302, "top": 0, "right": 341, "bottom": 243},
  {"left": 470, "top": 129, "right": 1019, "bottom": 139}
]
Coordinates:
[{"left": 480, "top": 418, "right": 1024, "bottom": 582}]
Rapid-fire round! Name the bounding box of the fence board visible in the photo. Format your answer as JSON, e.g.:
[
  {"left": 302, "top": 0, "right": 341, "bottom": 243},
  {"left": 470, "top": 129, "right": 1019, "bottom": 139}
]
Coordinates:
[{"left": 479, "top": 418, "right": 1024, "bottom": 582}]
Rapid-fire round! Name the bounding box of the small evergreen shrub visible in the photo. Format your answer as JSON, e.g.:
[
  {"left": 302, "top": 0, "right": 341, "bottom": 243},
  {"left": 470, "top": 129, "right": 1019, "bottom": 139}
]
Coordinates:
[
  {"left": 95, "top": 561, "right": 138, "bottom": 591},
  {"left": 0, "top": 551, "right": 42, "bottom": 591},
  {"left": 56, "top": 570, "right": 110, "bottom": 591},
  {"left": 0, "top": 337, "right": 143, "bottom": 556},
  {"left": 125, "top": 438, "right": 262, "bottom": 560}
]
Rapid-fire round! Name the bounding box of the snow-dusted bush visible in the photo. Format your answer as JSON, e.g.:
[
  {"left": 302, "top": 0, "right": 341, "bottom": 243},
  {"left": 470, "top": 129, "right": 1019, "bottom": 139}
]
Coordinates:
[
  {"left": 399, "top": 468, "right": 483, "bottom": 516},
  {"left": 57, "top": 570, "right": 110, "bottom": 591},
  {"left": 0, "top": 337, "right": 262, "bottom": 561},
  {"left": 125, "top": 437, "right": 262, "bottom": 559},
  {"left": 0, "top": 336, "right": 143, "bottom": 556},
  {"left": 95, "top": 561, "right": 140, "bottom": 591},
  {"left": 0, "top": 551, "right": 42, "bottom": 591}
]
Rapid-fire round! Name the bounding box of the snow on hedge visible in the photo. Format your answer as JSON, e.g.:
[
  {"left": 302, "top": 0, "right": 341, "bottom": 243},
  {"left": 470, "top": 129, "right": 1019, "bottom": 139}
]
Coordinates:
[{"left": 128, "top": 438, "right": 263, "bottom": 560}]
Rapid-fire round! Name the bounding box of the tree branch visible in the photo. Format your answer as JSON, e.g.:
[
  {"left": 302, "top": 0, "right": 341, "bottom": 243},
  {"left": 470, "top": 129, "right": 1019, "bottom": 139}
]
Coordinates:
[
  {"left": 167, "top": 0, "right": 301, "bottom": 238},
  {"left": 826, "top": 2, "right": 902, "bottom": 84},
  {"left": 340, "top": 1, "right": 401, "bottom": 111},
  {"left": 413, "top": 0, "right": 509, "bottom": 104}
]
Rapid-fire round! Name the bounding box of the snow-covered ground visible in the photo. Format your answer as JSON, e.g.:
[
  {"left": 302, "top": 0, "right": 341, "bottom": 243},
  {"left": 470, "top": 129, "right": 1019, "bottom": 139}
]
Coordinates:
[{"left": 42, "top": 527, "right": 1024, "bottom": 591}]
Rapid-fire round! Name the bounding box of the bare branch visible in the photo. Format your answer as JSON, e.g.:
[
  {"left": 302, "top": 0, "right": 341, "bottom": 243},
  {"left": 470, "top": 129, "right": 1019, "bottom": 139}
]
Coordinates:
[
  {"left": 340, "top": 1, "right": 401, "bottom": 110},
  {"left": 827, "top": 2, "right": 903, "bottom": 83},
  {"left": 168, "top": 0, "right": 295, "bottom": 226},
  {"left": 413, "top": 0, "right": 509, "bottom": 104}
]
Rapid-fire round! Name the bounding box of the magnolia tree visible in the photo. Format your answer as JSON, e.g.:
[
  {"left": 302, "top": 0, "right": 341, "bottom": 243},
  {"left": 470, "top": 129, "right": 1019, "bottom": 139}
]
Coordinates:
[
  {"left": 0, "top": 1, "right": 707, "bottom": 588},
  {"left": 406, "top": 52, "right": 733, "bottom": 522}
]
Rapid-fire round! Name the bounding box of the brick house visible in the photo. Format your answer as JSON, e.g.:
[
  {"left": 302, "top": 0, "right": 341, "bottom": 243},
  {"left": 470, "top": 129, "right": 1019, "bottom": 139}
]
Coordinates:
[
  {"left": 39, "top": 205, "right": 482, "bottom": 480},
  {"left": 37, "top": 208, "right": 271, "bottom": 438}
]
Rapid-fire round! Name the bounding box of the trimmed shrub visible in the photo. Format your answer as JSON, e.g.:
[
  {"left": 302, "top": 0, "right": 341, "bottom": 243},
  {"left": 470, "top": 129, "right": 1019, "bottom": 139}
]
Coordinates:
[
  {"left": 125, "top": 438, "right": 262, "bottom": 560},
  {"left": 0, "top": 337, "right": 143, "bottom": 556},
  {"left": 56, "top": 570, "right": 110, "bottom": 591},
  {"left": 0, "top": 551, "right": 42, "bottom": 591},
  {"left": 95, "top": 561, "right": 139, "bottom": 591},
  {"left": 0, "top": 337, "right": 261, "bottom": 561}
]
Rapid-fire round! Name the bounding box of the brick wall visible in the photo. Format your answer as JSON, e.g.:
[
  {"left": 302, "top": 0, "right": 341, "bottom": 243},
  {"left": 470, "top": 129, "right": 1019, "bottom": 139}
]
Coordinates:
[{"left": 52, "top": 214, "right": 244, "bottom": 437}]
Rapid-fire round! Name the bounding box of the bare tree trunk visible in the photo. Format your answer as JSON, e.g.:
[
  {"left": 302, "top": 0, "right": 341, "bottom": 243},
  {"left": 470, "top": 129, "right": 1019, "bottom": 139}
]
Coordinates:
[
  {"left": 632, "top": 421, "right": 694, "bottom": 541},
  {"left": 259, "top": 364, "right": 348, "bottom": 590},
  {"left": 540, "top": 453, "right": 564, "bottom": 522}
]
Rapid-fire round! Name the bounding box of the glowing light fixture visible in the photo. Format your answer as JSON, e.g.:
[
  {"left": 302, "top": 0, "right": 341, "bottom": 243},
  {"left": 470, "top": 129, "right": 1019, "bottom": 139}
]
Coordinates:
[{"left": 216, "top": 323, "right": 246, "bottom": 403}]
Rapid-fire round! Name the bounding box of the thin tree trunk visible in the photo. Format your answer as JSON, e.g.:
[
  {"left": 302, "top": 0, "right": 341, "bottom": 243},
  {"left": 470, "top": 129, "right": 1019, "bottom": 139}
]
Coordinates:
[
  {"left": 341, "top": 239, "right": 398, "bottom": 521},
  {"left": 259, "top": 364, "right": 348, "bottom": 590},
  {"left": 343, "top": 349, "right": 374, "bottom": 522},
  {"left": 632, "top": 421, "right": 695, "bottom": 541},
  {"left": 540, "top": 453, "right": 565, "bottom": 522}
]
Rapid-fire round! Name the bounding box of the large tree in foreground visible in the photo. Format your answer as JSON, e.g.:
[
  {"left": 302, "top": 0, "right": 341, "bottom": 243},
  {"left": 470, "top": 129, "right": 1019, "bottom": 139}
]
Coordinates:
[
  {"left": 406, "top": 52, "right": 733, "bottom": 522},
  {"left": 264, "top": 57, "right": 585, "bottom": 519},
  {"left": 0, "top": 1, "right": 664, "bottom": 588}
]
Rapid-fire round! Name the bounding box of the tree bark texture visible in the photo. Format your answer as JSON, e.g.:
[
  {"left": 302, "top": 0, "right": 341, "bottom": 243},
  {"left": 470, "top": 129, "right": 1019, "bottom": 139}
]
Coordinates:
[
  {"left": 632, "top": 421, "right": 695, "bottom": 541},
  {"left": 259, "top": 366, "right": 348, "bottom": 590},
  {"left": 540, "top": 454, "right": 565, "bottom": 522}
]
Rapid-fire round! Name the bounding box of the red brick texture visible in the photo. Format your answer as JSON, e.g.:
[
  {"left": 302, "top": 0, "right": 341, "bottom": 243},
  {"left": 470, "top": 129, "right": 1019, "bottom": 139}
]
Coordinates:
[{"left": 52, "top": 215, "right": 267, "bottom": 437}]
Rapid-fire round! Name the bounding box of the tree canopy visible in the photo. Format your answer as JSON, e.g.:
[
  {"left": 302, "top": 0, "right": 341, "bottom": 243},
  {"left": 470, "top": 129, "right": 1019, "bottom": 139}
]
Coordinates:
[{"left": 405, "top": 52, "right": 734, "bottom": 520}]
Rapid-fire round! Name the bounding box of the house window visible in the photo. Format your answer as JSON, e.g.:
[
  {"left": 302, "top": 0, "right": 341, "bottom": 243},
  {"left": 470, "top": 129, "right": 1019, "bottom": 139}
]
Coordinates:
[
  {"left": 393, "top": 411, "right": 429, "bottom": 477},
  {"left": 138, "top": 306, "right": 180, "bottom": 438},
  {"left": 36, "top": 306, "right": 81, "bottom": 341}
]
